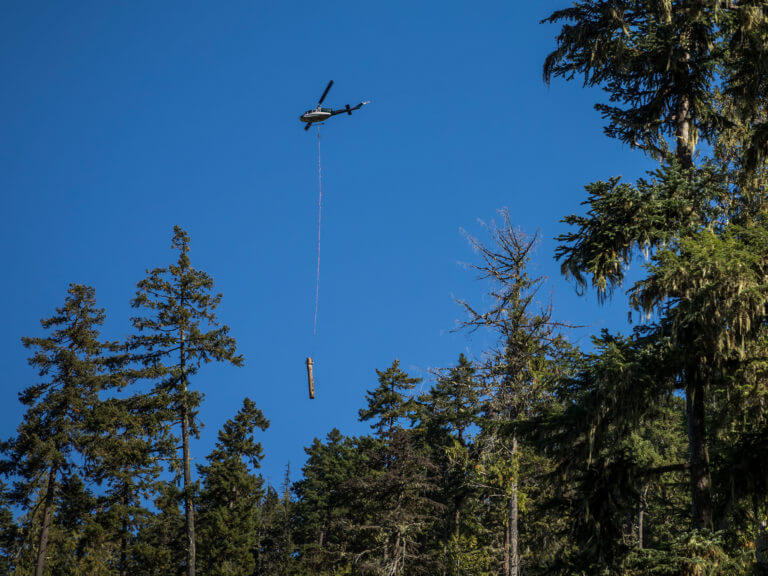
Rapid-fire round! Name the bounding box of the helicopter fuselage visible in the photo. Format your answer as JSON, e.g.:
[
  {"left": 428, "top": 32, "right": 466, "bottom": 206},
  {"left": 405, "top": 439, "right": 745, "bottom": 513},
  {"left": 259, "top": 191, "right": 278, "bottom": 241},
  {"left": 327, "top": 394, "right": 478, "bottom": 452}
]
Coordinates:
[{"left": 300, "top": 107, "right": 333, "bottom": 124}]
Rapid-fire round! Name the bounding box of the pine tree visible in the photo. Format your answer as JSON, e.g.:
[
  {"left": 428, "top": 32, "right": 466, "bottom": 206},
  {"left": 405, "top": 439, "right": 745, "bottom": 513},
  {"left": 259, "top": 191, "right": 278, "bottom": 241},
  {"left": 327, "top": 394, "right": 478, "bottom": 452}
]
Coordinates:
[
  {"left": 85, "top": 391, "right": 175, "bottom": 576},
  {"left": 417, "top": 354, "right": 487, "bottom": 574},
  {"left": 256, "top": 467, "right": 298, "bottom": 575},
  {"left": 0, "top": 481, "right": 18, "bottom": 574},
  {"left": 543, "top": 0, "right": 766, "bottom": 531},
  {"left": 459, "top": 216, "right": 567, "bottom": 576},
  {"left": 351, "top": 362, "right": 441, "bottom": 575},
  {"left": 293, "top": 428, "right": 362, "bottom": 573},
  {"left": 128, "top": 226, "right": 243, "bottom": 576},
  {"left": 46, "top": 473, "right": 101, "bottom": 575},
  {"left": 359, "top": 359, "right": 420, "bottom": 439},
  {"left": 196, "top": 397, "right": 269, "bottom": 576},
  {"left": 1, "top": 284, "right": 114, "bottom": 576},
  {"left": 421, "top": 354, "right": 480, "bottom": 445},
  {"left": 133, "top": 483, "right": 186, "bottom": 576},
  {"left": 543, "top": 331, "right": 690, "bottom": 570}
]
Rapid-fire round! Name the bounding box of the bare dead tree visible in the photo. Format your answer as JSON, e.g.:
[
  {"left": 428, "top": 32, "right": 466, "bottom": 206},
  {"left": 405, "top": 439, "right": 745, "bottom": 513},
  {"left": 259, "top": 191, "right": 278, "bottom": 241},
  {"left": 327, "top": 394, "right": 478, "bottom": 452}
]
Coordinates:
[{"left": 457, "top": 211, "right": 573, "bottom": 576}]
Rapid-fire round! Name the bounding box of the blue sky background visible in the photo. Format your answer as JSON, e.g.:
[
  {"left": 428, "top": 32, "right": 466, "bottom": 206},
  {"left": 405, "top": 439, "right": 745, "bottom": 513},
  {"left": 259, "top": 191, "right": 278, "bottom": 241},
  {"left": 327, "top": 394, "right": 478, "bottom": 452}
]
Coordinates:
[{"left": 0, "top": 1, "right": 655, "bottom": 487}]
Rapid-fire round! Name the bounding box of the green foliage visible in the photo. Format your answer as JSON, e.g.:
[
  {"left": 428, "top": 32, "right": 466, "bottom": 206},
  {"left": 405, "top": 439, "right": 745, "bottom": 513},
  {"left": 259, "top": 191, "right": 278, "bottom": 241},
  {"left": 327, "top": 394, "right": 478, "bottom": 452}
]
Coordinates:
[
  {"left": 0, "top": 482, "right": 16, "bottom": 574},
  {"left": 293, "top": 429, "right": 364, "bottom": 574},
  {"left": 442, "top": 533, "right": 495, "bottom": 576},
  {"left": 128, "top": 225, "right": 243, "bottom": 434},
  {"left": 132, "top": 483, "right": 186, "bottom": 576},
  {"left": 543, "top": 0, "right": 725, "bottom": 158},
  {"left": 129, "top": 226, "right": 243, "bottom": 576},
  {"left": 556, "top": 162, "right": 725, "bottom": 299},
  {"left": 359, "top": 359, "right": 420, "bottom": 438},
  {"left": 620, "top": 531, "right": 754, "bottom": 576},
  {"left": 196, "top": 398, "right": 270, "bottom": 576}
]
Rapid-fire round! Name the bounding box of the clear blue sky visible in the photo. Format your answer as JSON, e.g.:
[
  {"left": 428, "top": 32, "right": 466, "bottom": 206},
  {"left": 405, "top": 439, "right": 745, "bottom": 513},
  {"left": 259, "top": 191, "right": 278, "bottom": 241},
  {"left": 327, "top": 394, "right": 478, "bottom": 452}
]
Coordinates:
[{"left": 1, "top": 1, "right": 653, "bottom": 486}]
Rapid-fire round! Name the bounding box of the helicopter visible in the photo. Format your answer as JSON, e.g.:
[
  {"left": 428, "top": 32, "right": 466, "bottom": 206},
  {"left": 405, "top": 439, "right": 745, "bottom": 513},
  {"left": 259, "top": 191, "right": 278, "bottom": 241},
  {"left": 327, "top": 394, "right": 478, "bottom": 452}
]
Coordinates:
[{"left": 300, "top": 80, "right": 369, "bottom": 131}]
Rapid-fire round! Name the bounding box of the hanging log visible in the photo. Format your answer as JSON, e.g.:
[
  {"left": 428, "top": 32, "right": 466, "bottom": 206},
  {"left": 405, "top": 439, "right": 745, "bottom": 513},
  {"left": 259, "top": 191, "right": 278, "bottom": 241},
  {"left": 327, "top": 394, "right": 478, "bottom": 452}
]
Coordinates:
[{"left": 306, "top": 357, "right": 315, "bottom": 399}]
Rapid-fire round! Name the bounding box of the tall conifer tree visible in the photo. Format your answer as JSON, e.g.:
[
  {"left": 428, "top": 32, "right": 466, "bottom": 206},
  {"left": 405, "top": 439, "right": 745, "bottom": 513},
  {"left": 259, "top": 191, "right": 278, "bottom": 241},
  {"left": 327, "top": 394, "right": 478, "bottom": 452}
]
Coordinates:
[
  {"left": 354, "top": 362, "right": 441, "bottom": 575},
  {"left": 1, "top": 284, "right": 114, "bottom": 576},
  {"left": 128, "top": 226, "right": 243, "bottom": 576},
  {"left": 86, "top": 391, "right": 175, "bottom": 576},
  {"left": 197, "top": 397, "right": 269, "bottom": 576},
  {"left": 359, "top": 359, "right": 420, "bottom": 439},
  {"left": 459, "top": 218, "right": 566, "bottom": 576},
  {"left": 543, "top": 0, "right": 756, "bottom": 530}
]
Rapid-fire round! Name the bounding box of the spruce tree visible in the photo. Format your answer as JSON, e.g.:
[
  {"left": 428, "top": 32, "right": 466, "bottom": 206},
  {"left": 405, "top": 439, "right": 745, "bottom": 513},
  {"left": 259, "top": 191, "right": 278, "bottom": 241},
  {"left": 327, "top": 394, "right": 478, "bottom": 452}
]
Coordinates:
[
  {"left": 543, "top": 0, "right": 765, "bottom": 531},
  {"left": 293, "top": 429, "right": 362, "bottom": 573},
  {"left": 1, "top": 284, "right": 114, "bottom": 576},
  {"left": 197, "top": 397, "right": 269, "bottom": 576},
  {"left": 257, "top": 467, "right": 298, "bottom": 575},
  {"left": 421, "top": 354, "right": 480, "bottom": 445},
  {"left": 353, "top": 362, "right": 441, "bottom": 575},
  {"left": 85, "top": 391, "right": 175, "bottom": 576},
  {"left": 359, "top": 359, "right": 420, "bottom": 439},
  {"left": 133, "top": 483, "right": 186, "bottom": 576},
  {"left": 128, "top": 226, "right": 243, "bottom": 576},
  {"left": 0, "top": 481, "right": 18, "bottom": 574},
  {"left": 459, "top": 216, "right": 567, "bottom": 576},
  {"left": 417, "top": 354, "right": 485, "bottom": 572}
]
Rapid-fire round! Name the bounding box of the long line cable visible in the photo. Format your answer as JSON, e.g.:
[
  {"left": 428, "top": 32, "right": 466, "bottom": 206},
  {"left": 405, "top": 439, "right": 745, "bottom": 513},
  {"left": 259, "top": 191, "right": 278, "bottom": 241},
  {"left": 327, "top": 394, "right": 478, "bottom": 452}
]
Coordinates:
[{"left": 313, "top": 125, "right": 322, "bottom": 340}]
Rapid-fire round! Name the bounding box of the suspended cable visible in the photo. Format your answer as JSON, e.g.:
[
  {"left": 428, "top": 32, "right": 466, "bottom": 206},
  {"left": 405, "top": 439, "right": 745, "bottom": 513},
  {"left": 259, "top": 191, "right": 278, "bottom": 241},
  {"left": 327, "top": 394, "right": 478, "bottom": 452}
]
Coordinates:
[
  {"left": 313, "top": 125, "right": 322, "bottom": 339},
  {"left": 306, "top": 126, "right": 322, "bottom": 400}
]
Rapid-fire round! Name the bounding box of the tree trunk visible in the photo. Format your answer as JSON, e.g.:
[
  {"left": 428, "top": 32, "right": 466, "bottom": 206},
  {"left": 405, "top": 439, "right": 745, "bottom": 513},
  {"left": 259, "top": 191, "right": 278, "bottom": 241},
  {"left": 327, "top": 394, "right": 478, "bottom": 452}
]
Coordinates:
[
  {"left": 119, "top": 518, "right": 128, "bottom": 576},
  {"left": 504, "top": 516, "right": 510, "bottom": 576},
  {"left": 676, "top": 56, "right": 714, "bottom": 529},
  {"left": 34, "top": 467, "right": 57, "bottom": 576},
  {"left": 509, "top": 435, "right": 519, "bottom": 576},
  {"left": 119, "top": 486, "right": 129, "bottom": 576},
  {"left": 675, "top": 93, "right": 693, "bottom": 168},
  {"left": 638, "top": 485, "right": 648, "bottom": 550},
  {"left": 180, "top": 326, "right": 196, "bottom": 576},
  {"left": 182, "top": 401, "right": 196, "bottom": 576},
  {"left": 454, "top": 505, "right": 461, "bottom": 539},
  {"left": 687, "top": 373, "right": 713, "bottom": 530}
]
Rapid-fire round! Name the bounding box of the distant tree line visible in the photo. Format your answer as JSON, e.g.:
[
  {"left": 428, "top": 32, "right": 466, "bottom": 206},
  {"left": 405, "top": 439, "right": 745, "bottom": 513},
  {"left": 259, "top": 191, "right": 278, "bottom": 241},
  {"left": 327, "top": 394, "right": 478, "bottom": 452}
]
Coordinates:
[{"left": 3, "top": 1, "right": 768, "bottom": 574}]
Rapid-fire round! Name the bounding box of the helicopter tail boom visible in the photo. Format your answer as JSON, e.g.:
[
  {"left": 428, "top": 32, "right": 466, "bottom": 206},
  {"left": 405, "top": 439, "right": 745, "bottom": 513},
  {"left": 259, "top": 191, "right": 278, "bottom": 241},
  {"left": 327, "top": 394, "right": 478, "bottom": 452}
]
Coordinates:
[{"left": 330, "top": 101, "right": 370, "bottom": 117}]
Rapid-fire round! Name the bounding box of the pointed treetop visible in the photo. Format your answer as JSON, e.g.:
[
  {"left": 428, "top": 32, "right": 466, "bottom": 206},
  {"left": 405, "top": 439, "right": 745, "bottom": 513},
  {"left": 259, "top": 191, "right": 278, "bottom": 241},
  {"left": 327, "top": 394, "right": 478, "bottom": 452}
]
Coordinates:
[
  {"left": 209, "top": 397, "right": 270, "bottom": 469},
  {"left": 359, "top": 359, "right": 421, "bottom": 437},
  {"left": 172, "top": 225, "right": 191, "bottom": 254}
]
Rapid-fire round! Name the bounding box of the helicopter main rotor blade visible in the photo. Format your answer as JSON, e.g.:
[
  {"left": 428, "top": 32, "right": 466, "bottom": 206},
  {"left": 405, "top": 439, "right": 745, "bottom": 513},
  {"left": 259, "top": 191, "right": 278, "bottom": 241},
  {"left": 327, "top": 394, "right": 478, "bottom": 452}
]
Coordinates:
[{"left": 318, "top": 80, "right": 334, "bottom": 105}]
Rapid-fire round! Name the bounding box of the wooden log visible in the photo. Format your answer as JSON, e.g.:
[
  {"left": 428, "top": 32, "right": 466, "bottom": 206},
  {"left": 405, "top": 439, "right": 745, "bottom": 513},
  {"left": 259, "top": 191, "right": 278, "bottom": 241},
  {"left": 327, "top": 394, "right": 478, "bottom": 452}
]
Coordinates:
[{"left": 306, "top": 357, "right": 315, "bottom": 399}]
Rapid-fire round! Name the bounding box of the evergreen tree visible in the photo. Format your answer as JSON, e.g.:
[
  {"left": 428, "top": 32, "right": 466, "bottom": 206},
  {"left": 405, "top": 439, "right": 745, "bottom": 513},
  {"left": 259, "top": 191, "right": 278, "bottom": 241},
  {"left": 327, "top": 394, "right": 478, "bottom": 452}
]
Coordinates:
[
  {"left": 196, "top": 397, "right": 269, "bottom": 576},
  {"left": 256, "top": 468, "right": 298, "bottom": 575},
  {"left": 133, "top": 483, "right": 186, "bottom": 576},
  {"left": 459, "top": 216, "right": 567, "bottom": 576},
  {"left": 359, "top": 359, "right": 420, "bottom": 439},
  {"left": 417, "top": 355, "right": 488, "bottom": 574},
  {"left": 544, "top": 331, "right": 690, "bottom": 572},
  {"left": 351, "top": 363, "right": 441, "bottom": 575},
  {"left": 128, "top": 226, "right": 243, "bottom": 576},
  {"left": 0, "top": 481, "right": 18, "bottom": 574},
  {"left": 421, "top": 354, "right": 480, "bottom": 445},
  {"left": 543, "top": 0, "right": 768, "bottom": 532},
  {"left": 293, "top": 428, "right": 363, "bottom": 574},
  {"left": 1, "top": 284, "right": 114, "bottom": 576},
  {"left": 46, "top": 473, "right": 103, "bottom": 576},
  {"left": 85, "top": 391, "right": 175, "bottom": 576}
]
